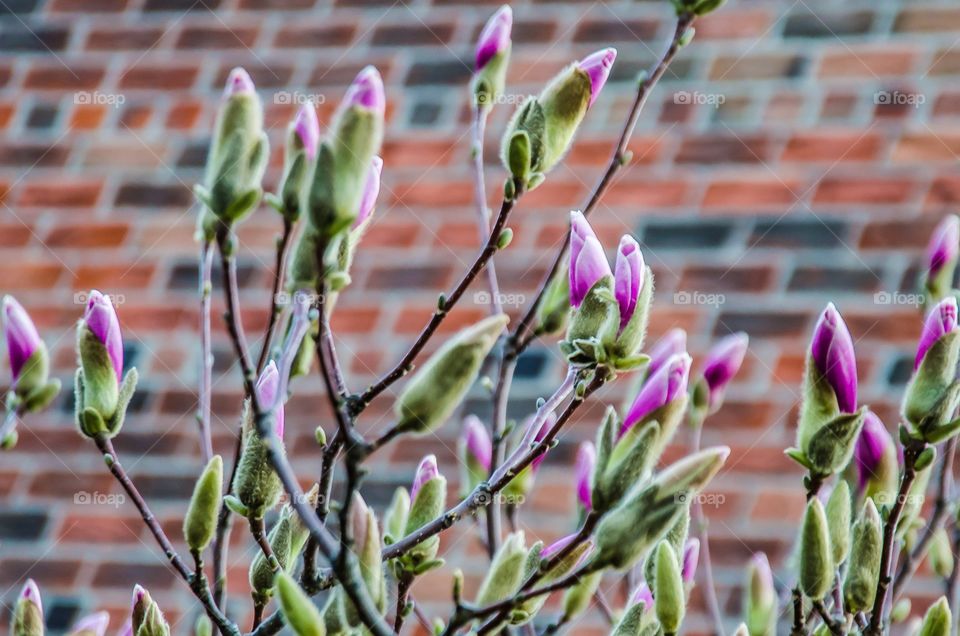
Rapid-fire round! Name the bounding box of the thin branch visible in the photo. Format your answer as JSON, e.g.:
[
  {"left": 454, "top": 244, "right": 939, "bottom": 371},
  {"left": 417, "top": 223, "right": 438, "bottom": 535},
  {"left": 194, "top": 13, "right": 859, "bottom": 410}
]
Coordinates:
[
  {"left": 93, "top": 435, "right": 240, "bottom": 636},
  {"left": 791, "top": 588, "right": 805, "bottom": 636},
  {"left": 394, "top": 574, "right": 414, "bottom": 634},
  {"left": 257, "top": 218, "right": 295, "bottom": 374},
  {"left": 471, "top": 102, "right": 502, "bottom": 317},
  {"left": 197, "top": 240, "right": 214, "bottom": 465},
  {"left": 691, "top": 423, "right": 724, "bottom": 636},
  {"left": 812, "top": 600, "right": 843, "bottom": 636},
  {"left": 486, "top": 354, "right": 516, "bottom": 557}
]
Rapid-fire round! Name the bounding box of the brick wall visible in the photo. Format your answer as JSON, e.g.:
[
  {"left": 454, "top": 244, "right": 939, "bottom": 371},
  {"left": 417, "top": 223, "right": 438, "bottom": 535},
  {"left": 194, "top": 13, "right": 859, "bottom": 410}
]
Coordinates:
[{"left": 1, "top": 0, "right": 958, "bottom": 633}]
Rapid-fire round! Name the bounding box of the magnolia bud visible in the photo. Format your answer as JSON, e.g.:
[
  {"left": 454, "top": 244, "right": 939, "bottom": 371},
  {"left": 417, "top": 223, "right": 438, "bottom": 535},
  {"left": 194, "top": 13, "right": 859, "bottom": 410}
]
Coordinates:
[
  {"left": 646, "top": 329, "right": 687, "bottom": 379},
  {"left": 183, "top": 454, "right": 223, "bottom": 552},
  {"left": 68, "top": 612, "right": 109, "bottom": 636},
  {"left": 622, "top": 353, "right": 691, "bottom": 436},
  {"left": 924, "top": 215, "right": 959, "bottom": 304},
  {"left": 904, "top": 297, "right": 960, "bottom": 440},
  {"left": 473, "top": 6, "right": 512, "bottom": 107},
  {"left": 745, "top": 553, "right": 776, "bottom": 636},
  {"left": 197, "top": 67, "right": 268, "bottom": 237},
  {"left": 930, "top": 527, "right": 954, "bottom": 578},
  {"left": 854, "top": 412, "right": 899, "bottom": 506},
  {"left": 342, "top": 493, "right": 386, "bottom": 625},
  {"left": 792, "top": 304, "right": 865, "bottom": 475},
  {"left": 131, "top": 585, "right": 150, "bottom": 635},
  {"left": 799, "top": 498, "right": 833, "bottom": 600},
  {"left": 3, "top": 296, "right": 53, "bottom": 403},
  {"left": 918, "top": 596, "right": 951, "bottom": 636},
  {"left": 504, "top": 412, "right": 553, "bottom": 499},
  {"left": 516, "top": 536, "right": 593, "bottom": 623},
  {"left": 394, "top": 314, "right": 507, "bottom": 435},
  {"left": 592, "top": 447, "right": 728, "bottom": 570},
  {"left": 132, "top": 587, "right": 168, "bottom": 636},
  {"left": 569, "top": 211, "right": 612, "bottom": 310},
  {"left": 611, "top": 595, "right": 657, "bottom": 636},
  {"left": 250, "top": 485, "right": 319, "bottom": 599},
  {"left": 561, "top": 571, "right": 602, "bottom": 622},
  {"left": 351, "top": 156, "right": 383, "bottom": 231},
  {"left": 476, "top": 531, "right": 528, "bottom": 605},
  {"left": 892, "top": 599, "right": 912, "bottom": 624},
  {"left": 400, "top": 455, "right": 447, "bottom": 570},
  {"left": 305, "top": 66, "right": 384, "bottom": 239},
  {"left": 702, "top": 332, "right": 749, "bottom": 412},
  {"left": 383, "top": 487, "right": 410, "bottom": 543},
  {"left": 681, "top": 538, "right": 700, "bottom": 586},
  {"left": 12, "top": 579, "right": 43, "bottom": 636},
  {"left": 824, "top": 480, "right": 851, "bottom": 566},
  {"left": 231, "top": 369, "right": 285, "bottom": 519},
  {"left": 275, "top": 104, "right": 319, "bottom": 221},
  {"left": 459, "top": 415, "right": 492, "bottom": 497},
  {"left": 654, "top": 541, "right": 685, "bottom": 634},
  {"left": 275, "top": 571, "right": 326, "bottom": 636},
  {"left": 575, "top": 440, "right": 595, "bottom": 511},
  {"left": 610, "top": 235, "right": 654, "bottom": 360},
  {"left": 535, "top": 267, "right": 570, "bottom": 336}
]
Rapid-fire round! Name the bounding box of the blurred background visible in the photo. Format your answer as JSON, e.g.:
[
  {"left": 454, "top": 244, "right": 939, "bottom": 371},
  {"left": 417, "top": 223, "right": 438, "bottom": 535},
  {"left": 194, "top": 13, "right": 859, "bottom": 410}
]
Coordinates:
[{"left": 0, "top": 0, "right": 957, "bottom": 633}]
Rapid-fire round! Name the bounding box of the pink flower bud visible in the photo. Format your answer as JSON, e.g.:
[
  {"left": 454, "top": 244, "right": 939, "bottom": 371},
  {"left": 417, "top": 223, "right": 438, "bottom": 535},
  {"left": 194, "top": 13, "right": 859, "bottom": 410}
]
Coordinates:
[
  {"left": 293, "top": 104, "right": 320, "bottom": 161},
  {"left": 569, "top": 211, "right": 611, "bottom": 308},
  {"left": 916, "top": 296, "right": 959, "bottom": 370},
  {"left": 341, "top": 65, "right": 385, "bottom": 115},
  {"left": 622, "top": 353, "right": 692, "bottom": 436},
  {"left": 411, "top": 454, "right": 439, "bottom": 501},
  {"left": 69, "top": 611, "right": 109, "bottom": 636},
  {"left": 541, "top": 533, "right": 593, "bottom": 567},
  {"left": 578, "top": 48, "right": 616, "bottom": 107},
  {"left": 353, "top": 155, "right": 383, "bottom": 229},
  {"left": 927, "top": 215, "right": 959, "bottom": 279},
  {"left": 810, "top": 303, "right": 857, "bottom": 414},
  {"left": 3, "top": 296, "right": 41, "bottom": 381},
  {"left": 575, "top": 441, "right": 595, "bottom": 510},
  {"left": 631, "top": 581, "right": 654, "bottom": 609},
  {"left": 646, "top": 328, "right": 687, "bottom": 378},
  {"left": 84, "top": 290, "right": 123, "bottom": 384},
  {"left": 681, "top": 538, "right": 700, "bottom": 584},
  {"left": 702, "top": 332, "right": 749, "bottom": 408},
  {"left": 349, "top": 492, "right": 370, "bottom": 553},
  {"left": 855, "top": 412, "right": 895, "bottom": 491},
  {"left": 461, "top": 415, "right": 492, "bottom": 472},
  {"left": 20, "top": 579, "right": 42, "bottom": 616},
  {"left": 224, "top": 67, "right": 255, "bottom": 98},
  {"left": 475, "top": 5, "right": 512, "bottom": 71},
  {"left": 256, "top": 360, "right": 284, "bottom": 439},
  {"left": 614, "top": 235, "right": 645, "bottom": 330}
]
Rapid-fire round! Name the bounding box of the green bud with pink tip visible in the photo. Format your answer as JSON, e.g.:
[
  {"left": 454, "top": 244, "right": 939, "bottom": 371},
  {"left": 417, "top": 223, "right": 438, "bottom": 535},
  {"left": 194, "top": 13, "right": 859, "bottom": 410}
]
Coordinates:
[{"left": 12, "top": 579, "right": 43, "bottom": 636}]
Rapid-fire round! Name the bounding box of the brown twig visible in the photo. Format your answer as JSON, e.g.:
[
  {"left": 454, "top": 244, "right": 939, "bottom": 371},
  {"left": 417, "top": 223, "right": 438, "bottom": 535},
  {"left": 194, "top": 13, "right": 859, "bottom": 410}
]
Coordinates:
[
  {"left": 470, "top": 102, "right": 502, "bottom": 318},
  {"left": 197, "top": 240, "right": 214, "bottom": 464},
  {"left": 691, "top": 422, "right": 725, "bottom": 636},
  {"left": 257, "top": 217, "right": 295, "bottom": 373},
  {"left": 812, "top": 600, "right": 843, "bottom": 636}
]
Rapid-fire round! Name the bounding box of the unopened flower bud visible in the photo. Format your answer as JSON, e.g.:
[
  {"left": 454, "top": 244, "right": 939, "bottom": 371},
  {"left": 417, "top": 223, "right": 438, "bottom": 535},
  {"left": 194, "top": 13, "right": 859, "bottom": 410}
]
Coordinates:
[
  {"left": 275, "top": 571, "right": 325, "bottom": 636},
  {"left": 854, "top": 412, "right": 898, "bottom": 505},
  {"left": 383, "top": 487, "right": 410, "bottom": 543},
  {"left": 575, "top": 440, "right": 595, "bottom": 511},
  {"left": 256, "top": 360, "right": 284, "bottom": 439},
  {"left": 654, "top": 541, "right": 685, "bottom": 634},
  {"left": 131, "top": 586, "right": 168, "bottom": 636},
  {"left": 68, "top": 612, "right": 108, "bottom": 636},
  {"left": 476, "top": 531, "right": 528, "bottom": 605},
  {"left": 681, "top": 538, "right": 700, "bottom": 585},
  {"left": 293, "top": 104, "right": 319, "bottom": 161},
  {"left": 274, "top": 104, "right": 320, "bottom": 221},
  {"left": 4, "top": 296, "right": 45, "bottom": 389},
  {"left": 231, "top": 367, "right": 286, "bottom": 519},
  {"left": 745, "top": 553, "right": 776, "bottom": 636},
  {"left": 473, "top": 5, "right": 512, "bottom": 107},
  {"left": 610, "top": 235, "right": 653, "bottom": 359},
  {"left": 12, "top": 579, "right": 43, "bottom": 636},
  {"left": 579, "top": 47, "right": 616, "bottom": 107},
  {"left": 904, "top": 297, "right": 960, "bottom": 440},
  {"left": 401, "top": 455, "right": 447, "bottom": 570},
  {"left": 930, "top": 527, "right": 954, "bottom": 578},
  {"left": 925, "top": 215, "right": 960, "bottom": 303},
  {"left": 183, "top": 454, "right": 223, "bottom": 553},
  {"left": 394, "top": 314, "right": 507, "bottom": 435},
  {"left": 459, "top": 415, "right": 492, "bottom": 496},
  {"left": 824, "top": 480, "right": 851, "bottom": 566},
  {"left": 810, "top": 303, "right": 857, "bottom": 414},
  {"left": 918, "top": 596, "right": 952, "bottom": 636},
  {"left": 799, "top": 498, "right": 833, "bottom": 600},
  {"left": 352, "top": 156, "right": 383, "bottom": 231},
  {"left": 569, "top": 211, "right": 612, "bottom": 309},
  {"left": 702, "top": 332, "right": 748, "bottom": 411},
  {"left": 646, "top": 329, "right": 687, "bottom": 379},
  {"left": 622, "top": 353, "right": 691, "bottom": 436},
  {"left": 561, "top": 571, "right": 602, "bottom": 622}
]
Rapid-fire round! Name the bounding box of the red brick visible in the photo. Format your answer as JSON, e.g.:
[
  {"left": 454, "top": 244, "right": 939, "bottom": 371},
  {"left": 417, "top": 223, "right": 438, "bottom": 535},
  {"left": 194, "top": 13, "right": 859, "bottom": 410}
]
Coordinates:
[
  {"left": 782, "top": 131, "right": 883, "bottom": 162},
  {"left": 17, "top": 180, "right": 103, "bottom": 207},
  {"left": 819, "top": 47, "right": 917, "bottom": 77},
  {"left": 45, "top": 222, "right": 129, "bottom": 248},
  {"left": 813, "top": 177, "right": 914, "bottom": 204},
  {"left": 892, "top": 133, "right": 960, "bottom": 162},
  {"left": 119, "top": 65, "right": 199, "bottom": 90},
  {"left": 703, "top": 178, "right": 799, "bottom": 209},
  {"left": 604, "top": 178, "right": 689, "bottom": 208}
]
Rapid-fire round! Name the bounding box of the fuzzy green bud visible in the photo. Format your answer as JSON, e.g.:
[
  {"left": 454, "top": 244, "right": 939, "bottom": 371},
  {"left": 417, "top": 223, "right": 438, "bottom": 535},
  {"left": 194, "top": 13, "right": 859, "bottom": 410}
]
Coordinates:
[
  {"left": 183, "top": 455, "right": 223, "bottom": 553},
  {"left": 843, "top": 498, "right": 881, "bottom": 613},
  {"left": 904, "top": 332, "right": 960, "bottom": 440},
  {"left": 825, "top": 480, "right": 851, "bottom": 566},
  {"left": 918, "top": 596, "right": 952, "bottom": 636},
  {"left": 536, "top": 267, "right": 571, "bottom": 336},
  {"left": 394, "top": 314, "right": 508, "bottom": 435},
  {"left": 930, "top": 527, "right": 954, "bottom": 578},
  {"left": 12, "top": 580, "right": 43, "bottom": 636},
  {"left": 799, "top": 498, "right": 833, "bottom": 600},
  {"left": 745, "top": 553, "right": 776, "bottom": 636},
  {"left": 399, "top": 461, "right": 447, "bottom": 571},
  {"left": 476, "top": 532, "right": 528, "bottom": 606},
  {"left": 654, "top": 541, "right": 685, "bottom": 634},
  {"left": 230, "top": 414, "right": 283, "bottom": 519},
  {"left": 560, "top": 571, "right": 602, "bottom": 622},
  {"left": 275, "top": 571, "right": 326, "bottom": 636},
  {"left": 383, "top": 487, "right": 410, "bottom": 544},
  {"left": 135, "top": 599, "right": 169, "bottom": 636}
]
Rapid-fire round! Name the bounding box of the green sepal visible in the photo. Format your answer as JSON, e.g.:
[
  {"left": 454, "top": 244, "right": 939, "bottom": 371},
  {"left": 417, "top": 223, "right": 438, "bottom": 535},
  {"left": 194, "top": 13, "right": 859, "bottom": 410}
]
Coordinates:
[
  {"left": 798, "top": 498, "right": 833, "bottom": 600},
  {"left": 23, "top": 379, "right": 60, "bottom": 414},
  {"left": 694, "top": 0, "right": 725, "bottom": 15},
  {"left": 501, "top": 97, "right": 545, "bottom": 178},
  {"left": 383, "top": 487, "right": 410, "bottom": 545},
  {"left": 654, "top": 541, "right": 685, "bottom": 634},
  {"left": 593, "top": 419, "right": 659, "bottom": 513},
  {"left": 475, "top": 532, "right": 528, "bottom": 606},
  {"left": 79, "top": 406, "right": 107, "bottom": 438},
  {"left": 804, "top": 406, "right": 866, "bottom": 476},
  {"left": 507, "top": 130, "right": 531, "bottom": 185},
  {"left": 564, "top": 276, "right": 618, "bottom": 366},
  {"left": 106, "top": 367, "right": 139, "bottom": 437},
  {"left": 399, "top": 476, "right": 447, "bottom": 570},
  {"left": 915, "top": 445, "right": 937, "bottom": 471},
  {"left": 784, "top": 447, "right": 813, "bottom": 470},
  {"left": 918, "top": 596, "right": 952, "bottom": 636},
  {"left": 561, "top": 571, "right": 602, "bottom": 622},
  {"left": 824, "top": 480, "right": 851, "bottom": 566},
  {"left": 223, "top": 494, "right": 249, "bottom": 517},
  {"left": 904, "top": 331, "right": 960, "bottom": 431},
  {"left": 610, "top": 267, "right": 655, "bottom": 361},
  {"left": 183, "top": 454, "right": 223, "bottom": 553},
  {"left": 536, "top": 267, "right": 571, "bottom": 336},
  {"left": 275, "top": 571, "right": 326, "bottom": 636}
]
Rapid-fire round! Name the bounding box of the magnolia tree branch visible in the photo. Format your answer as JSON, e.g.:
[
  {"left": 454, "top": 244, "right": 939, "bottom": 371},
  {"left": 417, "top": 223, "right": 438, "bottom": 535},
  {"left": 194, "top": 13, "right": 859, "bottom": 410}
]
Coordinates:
[
  {"left": 691, "top": 421, "right": 725, "bottom": 636},
  {"left": 257, "top": 217, "right": 296, "bottom": 373},
  {"left": 93, "top": 435, "right": 240, "bottom": 636},
  {"left": 471, "top": 102, "right": 503, "bottom": 318},
  {"left": 197, "top": 240, "right": 214, "bottom": 465}
]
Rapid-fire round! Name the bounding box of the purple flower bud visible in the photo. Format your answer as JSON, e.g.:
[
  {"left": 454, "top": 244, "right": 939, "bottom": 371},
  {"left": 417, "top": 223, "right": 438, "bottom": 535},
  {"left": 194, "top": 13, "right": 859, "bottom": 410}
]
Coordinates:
[
  {"left": 131, "top": 583, "right": 147, "bottom": 610},
  {"left": 810, "top": 303, "right": 857, "bottom": 414},
  {"left": 21, "top": 579, "right": 42, "bottom": 616},
  {"left": 631, "top": 581, "right": 654, "bottom": 609},
  {"left": 224, "top": 67, "right": 255, "bottom": 98},
  {"left": 293, "top": 104, "right": 320, "bottom": 161},
  {"left": 916, "top": 296, "right": 959, "bottom": 370},
  {"left": 461, "top": 415, "right": 492, "bottom": 472},
  {"left": 353, "top": 156, "right": 383, "bottom": 229},
  {"left": 475, "top": 5, "right": 512, "bottom": 71},
  {"left": 569, "top": 211, "right": 612, "bottom": 308},
  {"left": 702, "top": 332, "right": 749, "bottom": 408},
  {"left": 646, "top": 328, "right": 687, "bottom": 378},
  {"left": 84, "top": 290, "right": 123, "bottom": 384},
  {"left": 578, "top": 48, "right": 616, "bottom": 107},
  {"left": 855, "top": 412, "right": 895, "bottom": 491},
  {"left": 681, "top": 538, "right": 700, "bottom": 585},
  {"left": 927, "top": 216, "right": 959, "bottom": 279},
  {"left": 341, "top": 65, "right": 385, "bottom": 116},
  {"left": 3, "top": 296, "right": 41, "bottom": 381},
  {"left": 530, "top": 412, "right": 556, "bottom": 471},
  {"left": 411, "top": 454, "right": 439, "bottom": 502},
  {"left": 622, "top": 353, "right": 692, "bottom": 437},
  {"left": 614, "top": 235, "right": 645, "bottom": 330},
  {"left": 541, "top": 533, "right": 593, "bottom": 567},
  {"left": 256, "top": 360, "right": 284, "bottom": 439},
  {"left": 575, "top": 441, "right": 595, "bottom": 511},
  {"left": 69, "top": 611, "right": 109, "bottom": 636}
]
